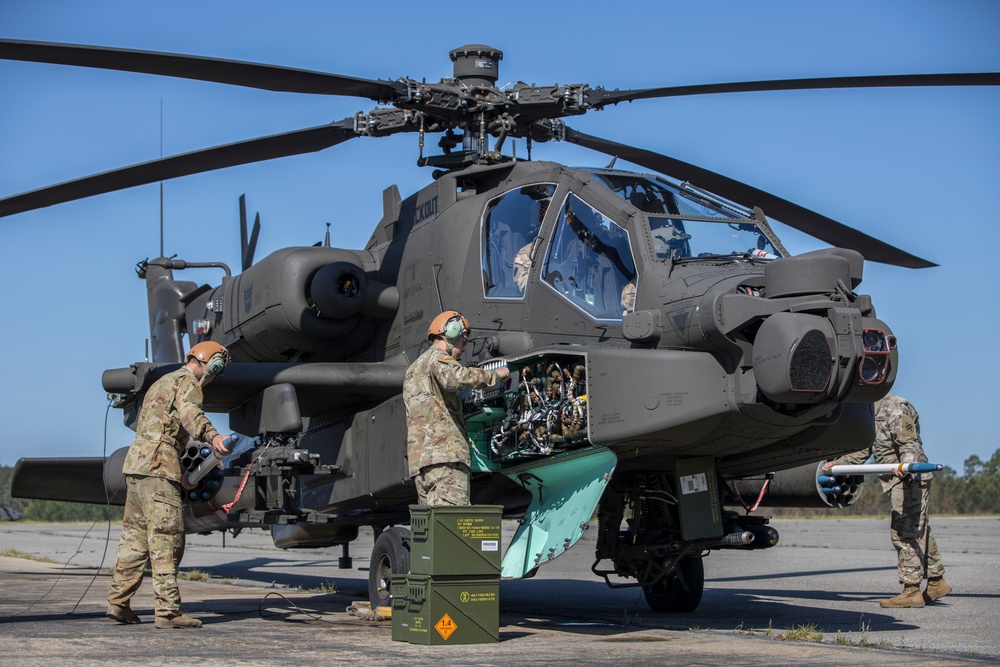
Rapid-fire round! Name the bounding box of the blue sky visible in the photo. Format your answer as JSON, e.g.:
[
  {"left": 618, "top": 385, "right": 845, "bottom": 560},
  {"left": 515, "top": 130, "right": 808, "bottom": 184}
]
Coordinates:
[{"left": 1, "top": 1, "right": 998, "bottom": 474}]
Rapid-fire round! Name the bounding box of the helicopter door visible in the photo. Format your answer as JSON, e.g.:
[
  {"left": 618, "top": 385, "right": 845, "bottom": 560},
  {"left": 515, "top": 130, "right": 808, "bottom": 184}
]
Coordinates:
[
  {"left": 541, "top": 193, "right": 636, "bottom": 321},
  {"left": 481, "top": 184, "right": 556, "bottom": 298}
]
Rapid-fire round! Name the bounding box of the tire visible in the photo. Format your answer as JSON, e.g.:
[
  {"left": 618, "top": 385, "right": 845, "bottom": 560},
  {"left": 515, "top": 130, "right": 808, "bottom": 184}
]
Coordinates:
[
  {"left": 368, "top": 526, "right": 411, "bottom": 609},
  {"left": 642, "top": 556, "right": 705, "bottom": 613}
]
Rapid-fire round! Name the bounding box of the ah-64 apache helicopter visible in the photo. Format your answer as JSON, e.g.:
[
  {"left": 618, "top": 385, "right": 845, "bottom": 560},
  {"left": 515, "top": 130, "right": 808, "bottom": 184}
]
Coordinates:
[{"left": 4, "top": 39, "right": 995, "bottom": 613}]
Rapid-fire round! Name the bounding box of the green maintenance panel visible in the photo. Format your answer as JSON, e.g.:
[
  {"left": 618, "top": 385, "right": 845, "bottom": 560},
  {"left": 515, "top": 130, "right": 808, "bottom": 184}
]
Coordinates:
[
  {"left": 409, "top": 505, "right": 503, "bottom": 576},
  {"left": 391, "top": 574, "right": 499, "bottom": 645},
  {"left": 467, "top": 406, "right": 504, "bottom": 473},
  {"left": 675, "top": 456, "right": 723, "bottom": 540}
]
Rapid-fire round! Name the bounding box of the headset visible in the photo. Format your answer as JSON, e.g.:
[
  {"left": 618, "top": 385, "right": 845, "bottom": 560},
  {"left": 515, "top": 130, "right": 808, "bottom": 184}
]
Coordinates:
[
  {"left": 186, "top": 341, "right": 230, "bottom": 376},
  {"left": 428, "top": 310, "right": 470, "bottom": 342},
  {"left": 205, "top": 353, "right": 228, "bottom": 377}
]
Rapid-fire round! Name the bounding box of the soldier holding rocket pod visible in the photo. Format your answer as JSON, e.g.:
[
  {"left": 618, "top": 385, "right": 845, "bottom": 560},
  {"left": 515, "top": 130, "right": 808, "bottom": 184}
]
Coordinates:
[{"left": 106, "top": 342, "right": 232, "bottom": 629}]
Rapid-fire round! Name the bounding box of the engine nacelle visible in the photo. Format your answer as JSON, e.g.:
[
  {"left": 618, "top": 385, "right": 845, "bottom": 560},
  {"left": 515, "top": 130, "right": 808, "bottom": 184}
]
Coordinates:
[{"left": 195, "top": 247, "right": 399, "bottom": 362}]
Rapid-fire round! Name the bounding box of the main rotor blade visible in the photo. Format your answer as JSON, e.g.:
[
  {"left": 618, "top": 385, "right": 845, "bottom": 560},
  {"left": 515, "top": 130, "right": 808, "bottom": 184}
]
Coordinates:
[
  {"left": 588, "top": 72, "right": 1000, "bottom": 107},
  {"left": 0, "top": 120, "right": 359, "bottom": 218},
  {"left": 0, "top": 38, "right": 407, "bottom": 101},
  {"left": 564, "top": 128, "right": 936, "bottom": 269}
]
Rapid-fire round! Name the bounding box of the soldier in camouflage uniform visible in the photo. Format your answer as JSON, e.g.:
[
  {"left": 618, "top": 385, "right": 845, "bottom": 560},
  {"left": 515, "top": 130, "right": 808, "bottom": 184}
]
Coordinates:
[
  {"left": 512, "top": 189, "right": 550, "bottom": 294},
  {"left": 106, "top": 342, "right": 231, "bottom": 629},
  {"left": 404, "top": 311, "right": 510, "bottom": 506},
  {"left": 823, "top": 393, "right": 951, "bottom": 608},
  {"left": 513, "top": 240, "right": 534, "bottom": 293}
]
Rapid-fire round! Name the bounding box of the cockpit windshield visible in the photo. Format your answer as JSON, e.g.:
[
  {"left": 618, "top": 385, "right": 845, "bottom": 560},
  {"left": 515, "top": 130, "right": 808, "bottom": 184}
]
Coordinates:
[
  {"left": 648, "top": 218, "right": 780, "bottom": 260},
  {"left": 591, "top": 172, "right": 783, "bottom": 261}
]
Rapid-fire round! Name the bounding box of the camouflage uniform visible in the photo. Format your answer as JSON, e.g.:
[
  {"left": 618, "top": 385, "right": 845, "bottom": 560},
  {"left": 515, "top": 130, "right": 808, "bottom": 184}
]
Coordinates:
[
  {"left": 403, "top": 346, "right": 502, "bottom": 505},
  {"left": 107, "top": 366, "right": 220, "bottom": 619},
  {"left": 513, "top": 241, "right": 533, "bottom": 293},
  {"left": 837, "top": 393, "right": 944, "bottom": 585},
  {"left": 620, "top": 280, "right": 636, "bottom": 315}
]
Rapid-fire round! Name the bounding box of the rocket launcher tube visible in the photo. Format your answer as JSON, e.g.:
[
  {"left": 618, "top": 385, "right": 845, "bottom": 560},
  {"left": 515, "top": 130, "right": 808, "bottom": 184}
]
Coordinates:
[
  {"left": 827, "top": 462, "right": 942, "bottom": 476},
  {"left": 185, "top": 435, "right": 239, "bottom": 486},
  {"left": 222, "top": 436, "right": 254, "bottom": 466}
]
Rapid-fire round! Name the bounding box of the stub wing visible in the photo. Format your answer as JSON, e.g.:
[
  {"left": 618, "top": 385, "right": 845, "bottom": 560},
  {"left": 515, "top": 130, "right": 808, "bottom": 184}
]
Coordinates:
[{"left": 11, "top": 447, "right": 128, "bottom": 505}]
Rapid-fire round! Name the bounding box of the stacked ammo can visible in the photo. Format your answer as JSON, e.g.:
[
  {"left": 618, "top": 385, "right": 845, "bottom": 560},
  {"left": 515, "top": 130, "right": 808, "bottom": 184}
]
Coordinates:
[{"left": 391, "top": 505, "right": 502, "bottom": 645}]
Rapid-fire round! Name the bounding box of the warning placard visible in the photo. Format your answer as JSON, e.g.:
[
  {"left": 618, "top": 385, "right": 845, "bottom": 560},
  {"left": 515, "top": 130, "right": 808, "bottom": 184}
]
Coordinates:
[
  {"left": 435, "top": 613, "right": 457, "bottom": 640},
  {"left": 679, "top": 472, "right": 708, "bottom": 495}
]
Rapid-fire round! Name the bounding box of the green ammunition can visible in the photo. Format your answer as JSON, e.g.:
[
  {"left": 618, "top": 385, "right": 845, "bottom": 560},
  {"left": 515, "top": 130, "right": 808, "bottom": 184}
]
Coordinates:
[
  {"left": 391, "top": 573, "right": 499, "bottom": 645},
  {"left": 409, "top": 505, "right": 503, "bottom": 576}
]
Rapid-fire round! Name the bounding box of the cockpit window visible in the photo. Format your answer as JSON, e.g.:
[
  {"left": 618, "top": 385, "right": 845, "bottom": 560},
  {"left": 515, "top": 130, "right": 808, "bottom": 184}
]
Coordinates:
[
  {"left": 650, "top": 217, "right": 779, "bottom": 259},
  {"left": 481, "top": 184, "right": 556, "bottom": 298},
  {"left": 592, "top": 171, "right": 782, "bottom": 261},
  {"left": 542, "top": 193, "right": 637, "bottom": 321}
]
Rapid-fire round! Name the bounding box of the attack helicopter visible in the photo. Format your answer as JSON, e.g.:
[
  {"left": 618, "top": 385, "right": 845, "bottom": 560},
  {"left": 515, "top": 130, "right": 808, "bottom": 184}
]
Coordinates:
[{"left": 4, "top": 38, "right": 996, "bottom": 613}]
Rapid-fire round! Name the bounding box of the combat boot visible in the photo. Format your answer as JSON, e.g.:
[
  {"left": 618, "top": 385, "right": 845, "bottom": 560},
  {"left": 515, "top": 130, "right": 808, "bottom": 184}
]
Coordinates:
[
  {"left": 879, "top": 584, "right": 925, "bottom": 608},
  {"left": 154, "top": 613, "right": 203, "bottom": 629},
  {"left": 924, "top": 577, "right": 953, "bottom": 603},
  {"left": 106, "top": 604, "right": 141, "bottom": 624}
]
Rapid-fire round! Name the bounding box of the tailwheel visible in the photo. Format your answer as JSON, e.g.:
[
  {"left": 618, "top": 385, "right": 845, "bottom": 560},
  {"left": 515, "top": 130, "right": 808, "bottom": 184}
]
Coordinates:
[
  {"left": 642, "top": 556, "right": 705, "bottom": 613},
  {"left": 368, "top": 526, "right": 411, "bottom": 609}
]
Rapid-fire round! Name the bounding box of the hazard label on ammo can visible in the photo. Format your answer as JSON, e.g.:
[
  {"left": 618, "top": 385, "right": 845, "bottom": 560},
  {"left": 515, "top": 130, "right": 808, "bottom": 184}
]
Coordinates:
[{"left": 435, "top": 613, "right": 457, "bottom": 640}]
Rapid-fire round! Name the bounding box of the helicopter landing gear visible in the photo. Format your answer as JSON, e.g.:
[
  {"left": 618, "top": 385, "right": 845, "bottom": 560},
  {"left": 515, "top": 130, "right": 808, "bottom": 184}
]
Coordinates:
[
  {"left": 641, "top": 556, "right": 705, "bottom": 613},
  {"left": 368, "top": 526, "right": 411, "bottom": 609}
]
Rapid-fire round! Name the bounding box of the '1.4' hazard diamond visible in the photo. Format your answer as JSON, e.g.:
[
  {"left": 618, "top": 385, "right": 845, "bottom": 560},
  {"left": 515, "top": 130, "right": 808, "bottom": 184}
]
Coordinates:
[{"left": 435, "top": 613, "right": 457, "bottom": 640}]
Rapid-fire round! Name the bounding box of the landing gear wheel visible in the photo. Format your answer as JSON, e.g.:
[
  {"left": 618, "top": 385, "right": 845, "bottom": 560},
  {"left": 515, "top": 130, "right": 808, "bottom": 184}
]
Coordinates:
[
  {"left": 368, "top": 526, "right": 411, "bottom": 609},
  {"left": 642, "top": 556, "right": 705, "bottom": 613}
]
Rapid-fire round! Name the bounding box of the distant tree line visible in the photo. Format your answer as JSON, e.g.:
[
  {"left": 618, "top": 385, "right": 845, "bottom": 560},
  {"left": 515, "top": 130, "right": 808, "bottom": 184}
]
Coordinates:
[{"left": 2, "top": 449, "right": 998, "bottom": 522}]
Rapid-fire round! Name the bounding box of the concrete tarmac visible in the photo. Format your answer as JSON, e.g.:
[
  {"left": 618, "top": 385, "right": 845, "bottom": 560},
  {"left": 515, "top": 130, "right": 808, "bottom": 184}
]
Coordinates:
[{"left": 1, "top": 517, "right": 998, "bottom": 666}]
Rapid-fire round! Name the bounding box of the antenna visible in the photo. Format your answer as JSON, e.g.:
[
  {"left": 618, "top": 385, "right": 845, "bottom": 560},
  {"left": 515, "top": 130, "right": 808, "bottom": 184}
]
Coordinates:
[
  {"left": 159, "top": 99, "right": 164, "bottom": 257},
  {"left": 239, "top": 194, "right": 261, "bottom": 270}
]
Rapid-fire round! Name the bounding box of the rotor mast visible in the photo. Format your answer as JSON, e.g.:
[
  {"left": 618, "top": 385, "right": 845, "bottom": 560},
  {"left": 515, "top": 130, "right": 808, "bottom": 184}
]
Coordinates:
[{"left": 450, "top": 44, "right": 503, "bottom": 159}]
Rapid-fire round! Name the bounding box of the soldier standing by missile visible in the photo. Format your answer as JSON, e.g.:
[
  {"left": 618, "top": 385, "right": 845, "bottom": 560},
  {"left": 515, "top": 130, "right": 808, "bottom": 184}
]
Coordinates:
[
  {"left": 106, "top": 342, "right": 231, "bottom": 629},
  {"left": 823, "top": 393, "right": 951, "bottom": 608},
  {"left": 404, "top": 311, "right": 510, "bottom": 506}
]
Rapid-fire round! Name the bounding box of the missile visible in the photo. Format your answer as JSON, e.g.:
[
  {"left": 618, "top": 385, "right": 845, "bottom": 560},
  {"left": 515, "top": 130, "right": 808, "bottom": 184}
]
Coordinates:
[
  {"left": 826, "top": 462, "right": 942, "bottom": 475},
  {"left": 185, "top": 435, "right": 239, "bottom": 486}
]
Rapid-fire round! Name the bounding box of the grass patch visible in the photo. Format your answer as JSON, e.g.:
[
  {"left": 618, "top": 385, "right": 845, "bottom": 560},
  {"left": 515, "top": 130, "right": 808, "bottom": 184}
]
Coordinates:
[
  {"left": 179, "top": 569, "right": 211, "bottom": 581},
  {"left": 292, "top": 580, "right": 339, "bottom": 593},
  {"left": 736, "top": 620, "right": 825, "bottom": 643},
  {"left": 833, "top": 618, "right": 891, "bottom": 647},
  {"left": 777, "top": 623, "right": 823, "bottom": 642},
  {"left": 1, "top": 548, "right": 57, "bottom": 563},
  {"left": 735, "top": 619, "right": 774, "bottom": 638}
]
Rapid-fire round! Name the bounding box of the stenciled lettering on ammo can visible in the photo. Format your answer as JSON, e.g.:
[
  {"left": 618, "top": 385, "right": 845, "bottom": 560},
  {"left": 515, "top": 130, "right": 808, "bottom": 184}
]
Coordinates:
[{"left": 413, "top": 195, "right": 438, "bottom": 225}]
